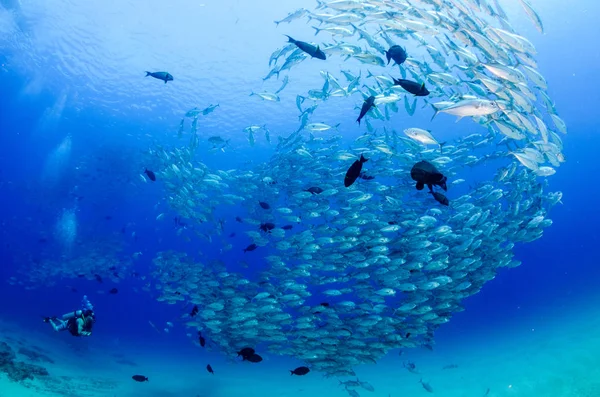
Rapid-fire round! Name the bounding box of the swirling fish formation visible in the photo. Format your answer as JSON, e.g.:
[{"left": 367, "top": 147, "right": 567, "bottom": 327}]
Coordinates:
[{"left": 148, "top": 0, "right": 564, "bottom": 380}]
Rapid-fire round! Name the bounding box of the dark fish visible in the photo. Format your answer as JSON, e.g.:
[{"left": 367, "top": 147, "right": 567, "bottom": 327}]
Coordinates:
[
  {"left": 109, "top": 288, "right": 118, "bottom": 294},
  {"left": 235, "top": 216, "right": 243, "bottom": 223},
  {"left": 391, "top": 78, "right": 430, "bottom": 96},
  {"left": 243, "top": 243, "right": 258, "bottom": 253},
  {"left": 94, "top": 274, "right": 103, "bottom": 283},
  {"left": 420, "top": 379, "right": 434, "bottom": 393},
  {"left": 410, "top": 160, "right": 447, "bottom": 192},
  {"left": 319, "top": 302, "right": 329, "bottom": 307},
  {"left": 305, "top": 187, "right": 323, "bottom": 195},
  {"left": 403, "top": 361, "right": 418, "bottom": 374},
  {"left": 199, "top": 332, "right": 206, "bottom": 347},
  {"left": 259, "top": 222, "right": 276, "bottom": 232},
  {"left": 229, "top": 232, "right": 236, "bottom": 238},
  {"left": 105, "top": 215, "right": 112, "bottom": 220},
  {"left": 109, "top": 266, "right": 117, "bottom": 271},
  {"left": 285, "top": 35, "right": 326, "bottom": 60},
  {"left": 282, "top": 225, "right": 293, "bottom": 230},
  {"left": 385, "top": 45, "right": 407, "bottom": 65},
  {"left": 244, "top": 353, "right": 263, "bottom": 363},
  {"left": 237, "top": 347, "right": 255, "bottom": 358},
  {"left": 38, "top": 238, "right": 48, "bottom": 244},
  {"left": 144, "top": 169, "right": 156, "bottom": 181},
  {"left": 206, "top": 364, "right": 214, "bottom": 374},
  {"left": 145, "top": 71, "right": 173, "bottom": 84},
  {"left": 259, "top": 201, "right": 270, "bottom": 210},
  {"left": 290, "top": 366, "right": 310, "bottom": 376},
  {"left": 132, "top": 375, "right": 148, "bottom": 382},
  {"left": 430, "top": 191, "right": 449, "bottom": 206},
  {"left": 190, "top": 305, "right": 199, "bottom": 317},
  {"left": 388, "top": 221, "right": 398, "bottom": 225},
  {"left": 358, "top": 172, "right": 374, "bottom": 180},
  {"left": 356, "top": 96, "right": 376, "bottom": 125},
  {"left": 344, "top": 154, "right": 368, "bottom": 187}
]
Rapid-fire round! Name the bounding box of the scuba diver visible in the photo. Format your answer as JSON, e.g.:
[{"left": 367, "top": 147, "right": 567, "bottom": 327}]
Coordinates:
[{"left": 43, "top": 295, "right": 96, "bottom": 337}]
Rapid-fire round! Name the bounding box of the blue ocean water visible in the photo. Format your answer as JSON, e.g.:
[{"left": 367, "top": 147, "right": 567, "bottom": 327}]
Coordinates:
[{"left": 1, "top": 0, "right": 600, "bottom": 396}]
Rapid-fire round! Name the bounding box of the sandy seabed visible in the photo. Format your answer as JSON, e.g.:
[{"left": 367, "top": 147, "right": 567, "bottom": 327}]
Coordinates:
[{"left": 1, "top": 302, "right": 599, "bottom": 397}]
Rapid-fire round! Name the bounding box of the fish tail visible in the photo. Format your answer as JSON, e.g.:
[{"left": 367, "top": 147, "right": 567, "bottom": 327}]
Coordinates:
[
  {"left": 385, "top": 51, "right": 391, "bottom": 65},
  {"left": 145, "top": 71, "right": 151, "bottom": 77},
  {"left": 360, "top": 154, "right": 368, "bottom": 163},
  {"left": 439, "top": 142, "right": 446, "bottom": 154},
  {"left": 290, "top": 370, "right": 294, "bottom": 375},
  {"left": 284, "top": 35, "right": 295, "bottom": 43},
  {"left": 312, "top": 26, "right": 320, "bottom": 36},
  {"left": 430, "top": 105, "right": 440, "bottom": 121}
]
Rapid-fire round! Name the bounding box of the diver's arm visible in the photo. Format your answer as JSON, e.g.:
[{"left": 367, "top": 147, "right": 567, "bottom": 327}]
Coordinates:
[
  {"left": 61, "top": 310, "right": 82, "bottom": 320},
  {"left": 77, "top": 318, "right": 91, "bottom": 336}
]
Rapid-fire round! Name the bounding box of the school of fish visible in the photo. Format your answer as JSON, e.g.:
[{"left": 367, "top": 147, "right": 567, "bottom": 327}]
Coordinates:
[
  {"left": 16, "top": 0, "right": 566, "bottom": 388},
  {"left": 145, "top": 0, "right": 564, "bottom": 381}
]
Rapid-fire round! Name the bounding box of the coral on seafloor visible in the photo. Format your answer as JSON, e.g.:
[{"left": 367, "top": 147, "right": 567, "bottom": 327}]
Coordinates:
[{"left": 0, "top": 342, "right": 49, "bottom": 382}]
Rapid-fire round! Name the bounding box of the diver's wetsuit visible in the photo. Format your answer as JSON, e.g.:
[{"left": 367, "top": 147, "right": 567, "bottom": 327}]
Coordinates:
[{"left": 48, "top": 310, "right": 94, "bottom": 337}]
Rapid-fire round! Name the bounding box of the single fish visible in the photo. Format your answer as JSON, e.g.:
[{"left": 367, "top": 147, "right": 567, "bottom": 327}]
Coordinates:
[
  {"left": 190, "top": 305, "right": 198, "bottom": 317},
  {"left": 430, "top": 191, "right": 449, "bottom": 206},
  {"left": 420, "top": 379, "right": 434, "bottom": 393},
  {"left": 305, "top": 187, "right": 324, "bottom": 194},
  {"left": 243, "top": 244, "right": 258, "bottom": 253},
  {"left": 404, "top": 128, "right": 439, "bottom": 146},
  {"left": 144, "top": 169, "right": 156, "bottom": 182},
  {"left": 132, "top": 375, "right": 148, "bottom": 382},
  {"left": 284, "top": 35, "right": 326, "bottom": 60},
  {"left": 344, "top": 154, "right": 368, "bottom": 187},
  {"left": 145, "top": 71, "right": 173, "bottom": 84},
  {"left": 250, "top": 91, "right": 280, "bottom": 102},
  {"left": 385, "top": 45, "right": 407, "bottom": 65},
  {"left": 357, "top": 96, "right": 376, "bottom": 125},
  {"left": 206, "top": 364, "right": 214, "bottom": 374},
  {"left": 392, "top": 78, "right": 429, "bottom": 96},
  {"left": 259, "top": 222, "right": 276, "bottom": 232},
  {"left": 411, "top": 160, "right": 447, "bottom": 192},
  {"left": 290, "top": 366, "right": 310, "bottom": 375},
  {"left": 432, "top": 99, "right": 500, "bottom": 121}
]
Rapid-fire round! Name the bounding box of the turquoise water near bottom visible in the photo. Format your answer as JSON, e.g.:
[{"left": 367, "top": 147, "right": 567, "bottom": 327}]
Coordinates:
[{"left": 1, "top": 295, "right": 599, "bottom": 397}]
